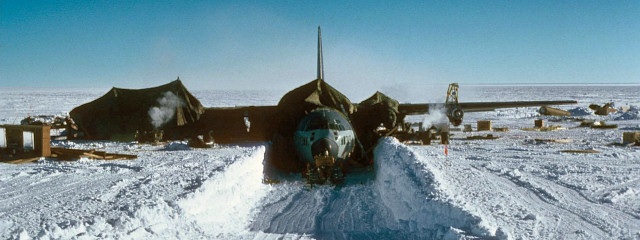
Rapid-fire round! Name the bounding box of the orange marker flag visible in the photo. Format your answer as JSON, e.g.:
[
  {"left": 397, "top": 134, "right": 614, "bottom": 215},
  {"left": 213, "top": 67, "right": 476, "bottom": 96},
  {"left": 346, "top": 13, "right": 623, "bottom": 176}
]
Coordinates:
[{"left": 444, "top": 144, "right": 449, "bottom": 173}]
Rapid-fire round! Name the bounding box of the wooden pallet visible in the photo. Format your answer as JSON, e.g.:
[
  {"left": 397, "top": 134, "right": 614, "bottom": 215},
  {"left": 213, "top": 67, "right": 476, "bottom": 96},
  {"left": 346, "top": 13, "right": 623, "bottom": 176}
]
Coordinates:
[
  {"left": 466, "top": 134, "right": 500, "bottom": 140},
  {"left": 560, "top": 150, "right": 600, "bottom": 153},
  {"left": 535, "top": 139, "right": 573, "bottom": 143},
  {"left": 0, "top": 157, "right": 41, "bottom": 164},
  {"left": 51, "top": 147, "right": 137, "bottom": 161},
  {"left": 521, "top": 125, "right": 566, "bottom": 131},
  {"left": 493, "top": 127, "right": 510, "bottom": 132}
]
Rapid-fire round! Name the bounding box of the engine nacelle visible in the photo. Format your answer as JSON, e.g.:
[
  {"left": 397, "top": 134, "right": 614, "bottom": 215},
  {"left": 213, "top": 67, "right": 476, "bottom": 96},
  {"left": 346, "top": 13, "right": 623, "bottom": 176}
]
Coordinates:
[{"left": 447, "top": 105, "right": 464, "bottom": 126}]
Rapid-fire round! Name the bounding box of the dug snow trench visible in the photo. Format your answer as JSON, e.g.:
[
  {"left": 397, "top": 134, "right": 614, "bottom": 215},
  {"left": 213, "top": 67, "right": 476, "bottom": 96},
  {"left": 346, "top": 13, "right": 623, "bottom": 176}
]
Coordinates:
[{"left": 249, "top": 138, "right": 493, "bottom": 239}]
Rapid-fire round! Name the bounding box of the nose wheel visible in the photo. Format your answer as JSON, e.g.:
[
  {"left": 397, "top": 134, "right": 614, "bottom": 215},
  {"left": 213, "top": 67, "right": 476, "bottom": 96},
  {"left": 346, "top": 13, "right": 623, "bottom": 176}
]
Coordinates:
[
  {"left": 306, "top": 162, "right": 345, "bottom": 186},
  {"left": 306, "top": 163, "right": 322, "bottom": 185},
  {"left": 330, "top": 166, "right": 345, "bottom": 185}
]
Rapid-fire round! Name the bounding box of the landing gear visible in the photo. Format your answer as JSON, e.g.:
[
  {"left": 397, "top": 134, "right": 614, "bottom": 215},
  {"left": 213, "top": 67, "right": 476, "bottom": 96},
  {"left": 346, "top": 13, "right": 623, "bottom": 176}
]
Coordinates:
[
  {"left": 330, "top": 165, "right": 345, "bottom": 185},
  {"left": 305, "top": 162, "right": 345, "bottom": 186},
  {"left": 306, "top": 163, "right": 322, "bottom": 185},
  {"left": 305, "top": 150, "right": 346, "bottom": 187}
]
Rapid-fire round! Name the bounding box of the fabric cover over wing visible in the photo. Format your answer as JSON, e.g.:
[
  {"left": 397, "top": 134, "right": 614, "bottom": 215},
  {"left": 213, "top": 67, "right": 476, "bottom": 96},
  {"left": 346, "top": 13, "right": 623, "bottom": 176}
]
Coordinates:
[
  {"left": 353, "top": 91, "right": 399, "bottom": 136},
  {"left": 198, "top": 106, "right": 277, "bottom": 143},
  {"left": 359, "top": 91, "right": 399, "bottom": 109},
  {"left": 351, "top": 91, "right": 400, "bottom": 161},
  {"left": 69, "top": 80, "right": 205, "bottom": 140},
  {"left": 356, "top": 91, "right": 399, "bottom": 127}
]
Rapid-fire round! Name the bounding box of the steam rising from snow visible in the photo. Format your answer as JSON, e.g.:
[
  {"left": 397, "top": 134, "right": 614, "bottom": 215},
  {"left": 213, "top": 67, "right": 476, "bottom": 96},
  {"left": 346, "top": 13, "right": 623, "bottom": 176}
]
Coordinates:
[
  {"left": 148, "top": 92, "right": 185, "bottom": 129},
  {"left": 422, "top": 104, "right": 449, "bottom": 129}
]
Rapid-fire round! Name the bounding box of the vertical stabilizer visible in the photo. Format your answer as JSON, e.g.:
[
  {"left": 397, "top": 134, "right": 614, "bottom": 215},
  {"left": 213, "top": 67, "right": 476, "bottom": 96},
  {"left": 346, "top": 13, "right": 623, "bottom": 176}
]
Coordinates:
[{"left": 317, "top": 26, "right": 324, "bottom": 80}]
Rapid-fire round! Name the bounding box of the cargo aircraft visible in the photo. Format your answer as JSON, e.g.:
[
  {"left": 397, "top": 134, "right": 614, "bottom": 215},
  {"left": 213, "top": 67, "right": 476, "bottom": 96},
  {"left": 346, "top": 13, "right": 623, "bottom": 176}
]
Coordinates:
[
  {"left": 71, "top": 27, "right": 576, "bottom": 186},
  {"left": 198, "top": 27, "right": 577, "bottom": 185}
]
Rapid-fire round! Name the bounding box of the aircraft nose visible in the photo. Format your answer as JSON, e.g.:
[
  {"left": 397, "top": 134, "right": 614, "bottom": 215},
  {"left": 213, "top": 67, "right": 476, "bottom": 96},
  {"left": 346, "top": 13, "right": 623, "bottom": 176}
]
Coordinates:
[{"left": 311, "top": 138, "right": 338, "bottom": 158}]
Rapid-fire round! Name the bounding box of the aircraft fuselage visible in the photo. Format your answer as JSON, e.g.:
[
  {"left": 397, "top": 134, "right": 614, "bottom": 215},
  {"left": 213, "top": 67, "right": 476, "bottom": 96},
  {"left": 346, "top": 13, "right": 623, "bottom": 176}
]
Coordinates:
[{"left": 293, "top": 108, "right": 356, "bottom": 183}]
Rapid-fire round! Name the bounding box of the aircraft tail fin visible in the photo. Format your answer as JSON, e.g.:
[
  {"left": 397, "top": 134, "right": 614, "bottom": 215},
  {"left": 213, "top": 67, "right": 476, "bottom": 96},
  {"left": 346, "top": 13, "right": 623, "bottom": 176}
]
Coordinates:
[{"left": 317, "top": 26, "right": 324, "bottom": 80}]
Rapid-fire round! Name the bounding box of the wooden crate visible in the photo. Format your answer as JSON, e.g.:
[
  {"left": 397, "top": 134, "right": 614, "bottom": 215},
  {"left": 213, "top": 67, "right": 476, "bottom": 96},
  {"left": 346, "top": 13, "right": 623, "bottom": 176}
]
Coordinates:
[
  {"left": 494, "top": 127, "right": 509, "bottom": 132},
  {"left": 623, "top": 132, "right": 640, "bottom": 144},
  {"left": 477, "top": 120, "right": 492, "bottom": 131}
]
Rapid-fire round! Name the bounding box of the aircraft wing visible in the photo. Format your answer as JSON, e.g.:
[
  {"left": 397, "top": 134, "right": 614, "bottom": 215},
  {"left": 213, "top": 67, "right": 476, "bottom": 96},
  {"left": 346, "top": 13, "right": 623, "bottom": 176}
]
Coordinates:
[
  {"left": 398, "top": 100, "right": 577, "bottom": 115},
  {"left": 458, "top": 100, "right": 578, "bottom": 112},
  {"left": 199, "top": 105, "right": 277, "bottom": 143},
  {"left": 202, "top": 100, "right": 577, "bottom": 142}
]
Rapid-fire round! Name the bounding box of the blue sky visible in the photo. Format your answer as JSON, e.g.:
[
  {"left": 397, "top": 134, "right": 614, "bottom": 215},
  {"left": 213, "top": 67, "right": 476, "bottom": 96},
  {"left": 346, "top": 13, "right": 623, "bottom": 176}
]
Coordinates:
[{"left": 1, "top": 1, "right": 638, "bottom": 96}]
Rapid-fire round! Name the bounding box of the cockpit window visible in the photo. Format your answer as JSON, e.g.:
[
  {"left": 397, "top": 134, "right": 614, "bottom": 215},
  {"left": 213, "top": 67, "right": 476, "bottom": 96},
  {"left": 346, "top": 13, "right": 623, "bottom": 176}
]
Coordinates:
[
  {"left": 306, "top": 118, "right": 327, "bottom": 131},
  {"left": 306, "top": 118, "right": 345, "bottom": 131},
  {"left": 328, "top": 120, "right": 344, "bottom": 131},
  {"left": 297, "top": 108, "right": 353, "bottom": 131}
]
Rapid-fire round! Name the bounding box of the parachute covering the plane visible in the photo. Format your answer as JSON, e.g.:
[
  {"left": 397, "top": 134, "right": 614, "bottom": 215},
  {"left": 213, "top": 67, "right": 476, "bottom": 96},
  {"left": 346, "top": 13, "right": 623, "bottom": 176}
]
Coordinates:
[{"left": 69, "top": 79, "right": 205, "bottom": 140}]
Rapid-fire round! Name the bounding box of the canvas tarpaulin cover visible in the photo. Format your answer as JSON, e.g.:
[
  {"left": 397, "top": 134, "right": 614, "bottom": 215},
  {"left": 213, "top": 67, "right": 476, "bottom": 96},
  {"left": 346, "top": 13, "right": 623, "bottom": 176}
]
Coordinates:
[
  {"left": 352, "top": 91, "right": 400, "bottom": 155},
  {"left": 270, "top": 78, "right": 356, "bottom": 171},
  {"left": 356, "top": 91, "right": 399, "bottom": 129},
  {"left": 69, "top": 80, "right": 205, "bottom": 140},
  {"left": 274, "top": 78, "right": 356, "bottom": 135},
  {"left": 359, "top": 91, "right": 399, "bottom": 112}
]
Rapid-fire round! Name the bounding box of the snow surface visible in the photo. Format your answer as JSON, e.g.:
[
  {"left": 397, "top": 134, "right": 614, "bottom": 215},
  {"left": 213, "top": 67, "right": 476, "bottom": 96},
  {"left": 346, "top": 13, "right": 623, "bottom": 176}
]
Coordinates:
[{"left": 1, "top": 85, "right": 639, "bottom": 239}]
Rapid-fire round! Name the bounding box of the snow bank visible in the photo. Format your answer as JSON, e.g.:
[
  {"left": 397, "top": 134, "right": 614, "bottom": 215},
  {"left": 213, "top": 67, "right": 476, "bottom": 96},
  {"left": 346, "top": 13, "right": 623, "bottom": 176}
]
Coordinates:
[
  {"left": 568, "top": 107, "right": 593, "bottom": 116},
  {"left": 179, "top": 146, "right": 271, "bottom": 238},
  {"left": 614, "top": 105, "right": 640, "bottom": 120},
  {"left": 374, "top": 138, "right": 495, "bottom": 239},
  {"left": 3, "top": 198, "right": 196, "bottom": 239},
  {"left": 33, "top": 199, "right": 200, "bottom": 239},
  {"left": 7, "top": 147, "right": 270, "bottom": 239},
  {"left": 162, "top": 141, "right": 190, "bottom": 151}
]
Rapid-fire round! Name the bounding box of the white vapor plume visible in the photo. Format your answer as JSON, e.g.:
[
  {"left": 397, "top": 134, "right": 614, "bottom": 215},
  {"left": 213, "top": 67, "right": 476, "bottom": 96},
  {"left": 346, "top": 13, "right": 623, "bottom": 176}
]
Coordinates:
[
  {"left": 422, "top": 104, "right": 449, "bottom": 130},
  {"left": 148, "top": 92, "right": 185, "bottom": 129}
]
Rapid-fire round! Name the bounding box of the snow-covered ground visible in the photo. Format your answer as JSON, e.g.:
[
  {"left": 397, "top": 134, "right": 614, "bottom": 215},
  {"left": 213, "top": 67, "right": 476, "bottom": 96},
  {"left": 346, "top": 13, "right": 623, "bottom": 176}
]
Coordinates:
[{"left": 1, "top": 84, "right": 639, "bottom": 239}]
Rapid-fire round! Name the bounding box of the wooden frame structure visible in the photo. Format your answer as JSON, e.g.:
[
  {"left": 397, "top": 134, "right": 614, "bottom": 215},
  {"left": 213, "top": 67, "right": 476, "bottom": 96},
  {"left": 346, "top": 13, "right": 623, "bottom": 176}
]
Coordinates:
[{"left": 0, "top": 124, "right": 51, "bottom": 158}]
